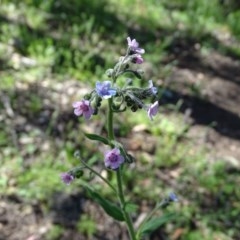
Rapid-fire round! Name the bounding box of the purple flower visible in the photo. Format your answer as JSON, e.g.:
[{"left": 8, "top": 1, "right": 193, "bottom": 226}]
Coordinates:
[
  {"left": 72, "top": 100, "right": 94, "bottom": 119},
  {"left": 148, "top": 80, "right": 157, "bottom": 95},
  {"left": 169, "top": 192, "right": 178, "bottom": 202},
  {"left": 148, "top": 101, "right": 159, "bottom": 120},
  {"left": 127, "top": 37, "right": 145, "bottom": 54},
  {"left": 60, "top": 172, "right": 74, "bottom": 185},
  {"left": 96, "top": 81, "right": 117, "bottom": 99},
  {"left": 132, "top": 54, "right": 144, "bottom": 64},
  {"left": 104, "top": 148, "right": 124, "bottom": 170}
]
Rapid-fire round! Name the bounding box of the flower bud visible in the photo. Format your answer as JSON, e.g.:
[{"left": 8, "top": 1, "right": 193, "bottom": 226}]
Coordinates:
[
  {"left": 131, "top": 105, "right": 138, "bottom": 112},
  {"left": 83, "top": 93, "right": 91, "bottom": 100},
  {"left": 95, "top": 96, "right": 102, "bottom": 107},
  {"left": 69, "top": 167, "right": 85, "bottom": 179},
  {"left": 112, "top": 102, "right": 122, "bottom": 111},
  {"left": 106, "top": 68, "right": 113, "bottom": 78},
  {"left": 74, "top": 169, "right": 84, "bottom": 178},
  {"left": 126, "top": 100, "right": 134, "bottom": 107},
  {"left": 93, "top": 108, "right": 98, "bottom": 115}
]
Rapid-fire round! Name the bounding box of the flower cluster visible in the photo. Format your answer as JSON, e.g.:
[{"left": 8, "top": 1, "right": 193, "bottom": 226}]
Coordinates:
[
  {"left": 127, "top": 37, "right": 145, "bottom": 64},
  {"left": 62, "top": 37, "right": 160, "bottom": 183},
  {"left": 71, "top": 37, "right": 159, "bottom": 122}
]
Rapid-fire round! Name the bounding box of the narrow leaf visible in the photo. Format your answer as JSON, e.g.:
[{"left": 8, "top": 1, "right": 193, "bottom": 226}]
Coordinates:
[
  {"left": 140, "top": 213, "right": 175, "bottom": 236},
  {"left": 84, "top": 133, "right": 109, "bottom": 145},
  {"left": 123, "top": 69, "right": 142, "bottom": 79},
  {"left": 86, "top": 187, "right": 125, "bottom": 222}
]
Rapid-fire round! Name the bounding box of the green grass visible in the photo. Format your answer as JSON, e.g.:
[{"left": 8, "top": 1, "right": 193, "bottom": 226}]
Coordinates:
[
  {"left": 77, "top": 214, "right": 97, "bottom": 238},
  {"left": 1, "top": 0, "right": 240, "bottom": 239},
  {"left": 46, "top": 225, "right": 64, "bottom": 240}
]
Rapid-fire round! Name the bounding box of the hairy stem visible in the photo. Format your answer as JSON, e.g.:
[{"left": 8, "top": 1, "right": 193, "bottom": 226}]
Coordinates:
[
  {"left": 80, "top": 159, "right": 117, "bottom": 194},
  {"left": 116, "top": 167, "right": 136, "bottom": 240},
  {"left": 107, "top": 98, "right": 136, "bottom": 240}
]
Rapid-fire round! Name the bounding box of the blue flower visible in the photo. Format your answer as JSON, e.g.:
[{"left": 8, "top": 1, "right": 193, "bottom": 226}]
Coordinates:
[
  {"left": 169, "top": 192, "right": 178, "bottom": 202},
  {"left": 148, "top": 80, "right": 157, "bottom": 95},
  {"left": 147, "top": 101, "right": 159, "bottom": 120},
  {"left": 96, "top": 81, "right": 117, "bottom": 99}
]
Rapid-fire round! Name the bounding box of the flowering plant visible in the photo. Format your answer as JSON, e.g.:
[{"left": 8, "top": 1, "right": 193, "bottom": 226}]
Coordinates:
[{"left": 61, "top": 37, "right": 177, "bottom": 239}]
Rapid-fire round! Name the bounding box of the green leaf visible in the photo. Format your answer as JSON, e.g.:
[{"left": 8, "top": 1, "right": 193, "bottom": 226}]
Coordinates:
[
  {"left": 84, "top": 133, "right": 109, "bottom": 145},
  {"left": 134, "top": 71, "right": 142, "bottom": 79},
  {"left": 86, "top": 187, "right": 125, "bottom": 222},
  {"left": 139, "top": 213, "right": 175, "bottom": 236},
  {"left": 125, "top": 202, "right": 138, "bottom": 213},
  {"left": 123, "top": 69, "right": 142, "bottom": 79}
]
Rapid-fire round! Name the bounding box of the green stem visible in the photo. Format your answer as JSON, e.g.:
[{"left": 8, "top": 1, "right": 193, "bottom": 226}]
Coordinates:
[
  {"left": 136, "top": 200, "right": 168, "bottom": 239},
  {"left": 107, "top": 98, "right": 114, "bottom": 140},
  {"left": 80, "top": 159, "right": 117, "bottom": 194},
  {"left": 136, "top": 204, "right": 158, "bottom": 238},
  {"left": 117, "top": 167, "right": 136, "bottom": 240},
  {"left": 107, "top": 98, "right": 136, "bottom": 240},
  {"left": 113, "top": 49, "right": 130, "bottom": 82}
]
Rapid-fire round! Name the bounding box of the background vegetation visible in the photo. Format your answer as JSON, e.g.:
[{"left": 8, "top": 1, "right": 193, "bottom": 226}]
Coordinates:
[{"left": 1, "top": 0, "right": 240, "bottom": 239}]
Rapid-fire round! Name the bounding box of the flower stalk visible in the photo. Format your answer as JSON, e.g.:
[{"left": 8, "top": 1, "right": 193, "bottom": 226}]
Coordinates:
[{"left": 107, "top": 98, "right": 136, "bottom": 240}]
